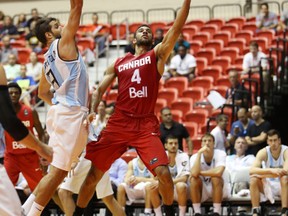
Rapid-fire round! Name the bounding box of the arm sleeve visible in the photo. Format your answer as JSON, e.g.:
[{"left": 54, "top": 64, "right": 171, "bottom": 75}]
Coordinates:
[{"left": 0, "top": 85, "right": 29, "bottom": 141}]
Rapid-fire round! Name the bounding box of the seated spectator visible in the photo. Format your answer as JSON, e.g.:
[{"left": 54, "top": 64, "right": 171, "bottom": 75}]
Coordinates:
[
  {"left": 13, "top": 64, "right": 36, "bottom": 107},
  {"left": 3, "top": 53, "right": 21, "bottom": 81},
  {"left": 245, "top": 105, "right": 271, "bottom": 156},
  {"left": 117, "top": 157, "right": 153, "bottom": 216},
  {"left": 162, "top": 52, "right": 173, "bottom": 81},
  {"left": 243, "top": 41, "right": 270, "bottom": 94},
  {"left": 211, "top": 114, "right": 230, "bottom": 152},
  {"left": 0, "top": 15, "right": 19, "bottom": 40},
  {"left": 0, "top": 11, "right": 5, "bottom": 28},
  {"left": 169, "top": 45, "right": 196, "bottom": 81},
  {"left": 152, "top": 28, "right": 164, "bottom": 48},
  {"left": 229, "top": 107, "right": 254, "bottom": 146},
  {"left": 84, "top": 13, "right": 108, "bottom": 58},
  {"left": 147, "top": 136, "right": 190, "bottom": 216},
  {"left": 256, "top": 2, "right": 278, "bottom": 32},
  {"left": 226, "top": 137, "right": 255, "bottom": 194},
  {"left": 16, "top": 13, "right": 29, "bottom": 35},
  {"left": 26, "top": 8, "right": 42, "bottom": 32},
  {"left": 124, "top": 32, "right": 135, "bottom": 55},
  {"left": 249, "top": 129, "right": 288, "bottom": 216},
  {"left": 277, "top": 9, "right": 288, "bottom": 31},
  {"left": 25, "top": 20, "right": 42, "bottom": 54},
  {"left": 190, "top": 133, "right": 230, "bottom": 216},
  {"left": 225, "top": 70, "right": 249, "bottom": 108},
  {"left": 173, "top": 33, "right": 190, "bottom": 53},
  {"left": 26, "top": 52, "right": 42, "bottom": 83},
  {"left": 0, "top": 35, "right": 18, "bottom": 65},
  {"left": 226, "top": 137, "right": 255, "bottom": 215},
  {"left": 160, "top": 107, "right": 193, "bottom": 156}
]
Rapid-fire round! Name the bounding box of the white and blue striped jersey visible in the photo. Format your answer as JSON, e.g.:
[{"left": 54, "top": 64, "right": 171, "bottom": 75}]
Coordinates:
[
  {"left": 264, "top": 145, "right": 288, "bottom": 182},
  {"left": 43, "top": 39, "right": 89, "bottom": 107}
]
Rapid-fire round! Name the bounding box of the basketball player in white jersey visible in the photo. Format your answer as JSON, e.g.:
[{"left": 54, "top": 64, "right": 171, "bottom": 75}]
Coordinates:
[
  {"left": 21, "top": 0, "right": 91, "bottom": 215},
  {"left": 250, "top": 129, "right": 288, "bottom": 216},
  {"left": 0, "top": 64, "right": 52, "bottom": 216}
]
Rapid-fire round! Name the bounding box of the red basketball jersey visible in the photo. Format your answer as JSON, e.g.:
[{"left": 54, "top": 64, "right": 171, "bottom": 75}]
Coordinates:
[
  {"left": 5, "top": 104, "right": 35, "bottom": 154},
  {"left": 114, "top": 49, "right": 161, "bottom": 115}
]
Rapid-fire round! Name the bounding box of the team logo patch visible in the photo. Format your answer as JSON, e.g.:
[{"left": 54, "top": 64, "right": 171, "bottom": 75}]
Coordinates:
[
  {"left": 182, "top": 161, "right": 187, "bottom": 166},
  {"left": 150, "top": 157, "right": 158, "bottom": 165},
  {"left": 24, "top": 109, "right": 29, "bottom": 116}
]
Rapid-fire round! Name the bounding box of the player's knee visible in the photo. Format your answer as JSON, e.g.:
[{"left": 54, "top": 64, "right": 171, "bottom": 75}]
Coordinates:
[
  {"left": 250, "top": 176, "right": 261, "bottom": 188},
  {"left": 58, "top": 188, "right": 72, "bottom": 200},
  {"left": 175, "top": 182, "right": 187, "bottom": 193},
  {"left": 211, "top": 176, "right": 223, "bottom": 187}
]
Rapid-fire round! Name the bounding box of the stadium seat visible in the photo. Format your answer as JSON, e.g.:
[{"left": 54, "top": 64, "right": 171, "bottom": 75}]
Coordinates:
[
  {"left": 121, "top": 151, "right": 138, "bottom": 163},
  {"left": 182, "top": 122, "right": 198, "bottom": 138},
  {"left": 211, "top": 56, "right": 231, "bottom": 74},
  {"left": 205, "top": 18, "right": 225, "bottom": 29},
  {"left": 171, "top": 98, "right": 193, "bottom": 117},
  {"left": 182, "top": 87, "right": 205, "bottom": 102},
  {"left": 189, "top": 76, "right": 214, "bottom": 95},
  {"left": 149, "top": 21, "right": 167, "bottom": 34},
  {"left": 235, "top": 30, "right": 254, "bottom": 45},
  {"left": 171, "top": 110, "right": 183, "bottom": 122},
  {"left": 216, "top": 75, "right": 230, "bottom": 88},
  {"left": 192, "top": 136, "right": 202, "bottom": 153},
  {"left": 201, "top": 65, "right": 222, "bottom": 84},
  {"left": 204, "top": 39, "right": 224, "bottom": 55},
  {"left": 256, "top": 29, "right": 275, "bottom": 45},
  {"left": 227, "top": 38, "right": 246, "bottom": 55},
  {"left": 17, "top": 47, "right": 32, "bottom": 64},
  {"left": 182, "top": 25, "right": 198, "bottom": 40},
  {"left": 77, "top": 37, "right": 95, "bottom": 50},
  {"left": 155, "top": 98, "right": 167, "bottom": 115},
  {"left": 242, "top": 22, "right": 257, "bottom": 33},
  {"left": 220, "top": 23, "right": 239, "bottom": 37},
  {"left": 225, "top": 64, "right": 243, "bottom": 75},
  {"left": 219, "top": 47, "right": 239, "bottom": 64},
  {"left": 226, "top": 16, "right": 246, "bottom": 29},
  {"left": 196, "top": 48, "right": 216, "bottom": 65},
  {"left": 235, "top": 56, "right": 244, "bottom": 65},
  {"left": 189, "top": 40, "right": 202, "bottom": 55},
  {"left": 165, "top": 77, "right": 188, "bottom": 96},
  {"left": 158, "top": 88, "right": 178, "bottom": 106},
  {"left": 185, "top": 19, "right": 205, "bottom": 29},
  {"left": 212, "top": 31, "right": 231, "bottom": 46},
  {"left": 199, "top": 24, "right": 218, "bottom": 37},
  {"left": 210, "top": 85, "right": 228, "bottom": 97},
  {"left": 110, "top": 23, "right": 127, "bottom": 40},
  {"left": 185, "top": 109, "right": 209, "bottom": 129},
  {"left": 129, "top": 22, "right": 147, "bottom": 33},
  {"left": 195, "top": 57, "right": 208, "bottom": 76},
  {"left": 106, "top": 89, "right": 118, "bottom": 104},
  {"left": 192, "top": 32, "right": 210, "bottom": 45},
  {"left": 10, "top": 40, "right": 26, "bottom": 48},
  {"left": 37, "top": 54, "right": 45, "bottom": 63}
]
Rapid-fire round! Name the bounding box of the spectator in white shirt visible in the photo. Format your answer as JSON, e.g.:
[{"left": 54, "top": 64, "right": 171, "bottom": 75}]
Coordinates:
[{"left": 169, "top": 45, "right": 196, "bottom": 81}]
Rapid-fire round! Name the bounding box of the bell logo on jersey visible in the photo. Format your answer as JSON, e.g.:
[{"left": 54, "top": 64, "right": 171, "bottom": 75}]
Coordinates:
[
  {"left": 12, "top": 141, "right": 27, "bottom": 149},
  {"left": 129, "top": 86, "right": 148, "bottom": 98}
]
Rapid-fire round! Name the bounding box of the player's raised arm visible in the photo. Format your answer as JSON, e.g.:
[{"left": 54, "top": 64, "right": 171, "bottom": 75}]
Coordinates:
[
  {"left": 155, "top": 0, "right": 191, "bottom": 69},
  {"left": 90, "top": 63, "right": 117, "bottom": 113},
  {"left": 59, "top": 0, "right": 83, "bottom": 59}
]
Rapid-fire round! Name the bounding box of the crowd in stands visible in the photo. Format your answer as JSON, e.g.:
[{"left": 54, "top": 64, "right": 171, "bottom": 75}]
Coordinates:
[{"left": 1, "top": 2, "right": 288, "bottom": 215}]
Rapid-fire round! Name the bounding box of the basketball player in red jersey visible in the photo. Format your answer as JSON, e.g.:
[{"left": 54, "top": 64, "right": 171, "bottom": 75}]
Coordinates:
[
  {"left": 4, "top": 82, "right": 45, "bottom": 191},
  {"left": 74, "top": 1, "right": 191, "bottom": 215}
]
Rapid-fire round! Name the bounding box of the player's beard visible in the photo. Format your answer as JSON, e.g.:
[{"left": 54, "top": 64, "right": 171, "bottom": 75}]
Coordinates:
[{"left": 136, "top": 38, "right": 152, "bottom": 48}]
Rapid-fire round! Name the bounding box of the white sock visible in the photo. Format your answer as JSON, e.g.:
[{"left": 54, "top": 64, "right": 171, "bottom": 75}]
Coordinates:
[
  {"left": 144, "top": 208, "right": 152, "bottom": 214},
  {"left": 21, "top": 193, "right": 35, "bottom": 214},
  {"left": 179, "top": 205, "right": 186, "bottom": 216},
  {"left": 213, "top": 203, "right": 221, "bottom": 214},
  {"left": 27, "top": 202, "right": 44, "bottom": 216},
  {"left": 193, "top": 203, "right": 201, "bottom": 214},
  {"left": 154, "top": 206, "right": 163, "bottom": 216}
]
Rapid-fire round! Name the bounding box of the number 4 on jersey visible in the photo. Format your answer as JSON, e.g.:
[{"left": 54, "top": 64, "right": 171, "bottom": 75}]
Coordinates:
[{"left": 131, "top": 69, "right": 141, "bottom": 84}]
